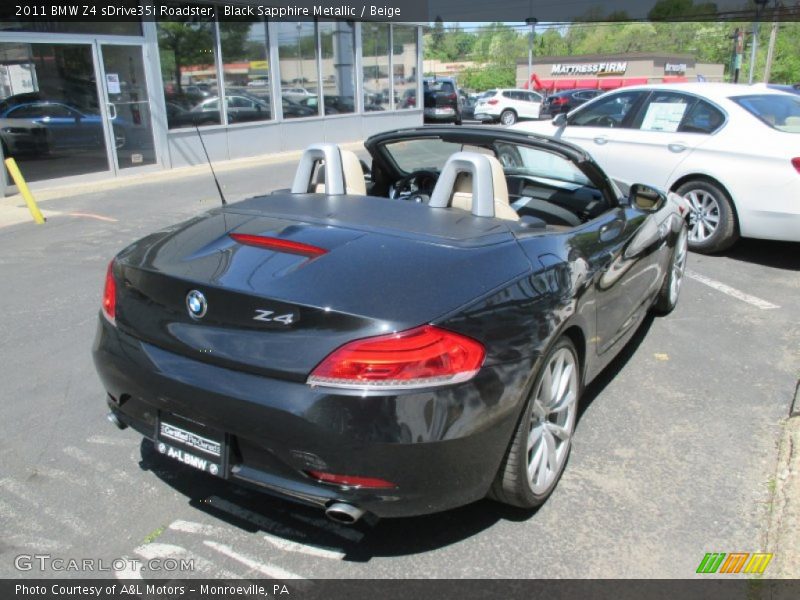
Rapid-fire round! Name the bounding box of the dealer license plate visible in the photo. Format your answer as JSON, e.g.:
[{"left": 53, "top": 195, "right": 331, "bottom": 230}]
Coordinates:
[{"left": 156, "top": 415, "right": 226, "bottom": 477}]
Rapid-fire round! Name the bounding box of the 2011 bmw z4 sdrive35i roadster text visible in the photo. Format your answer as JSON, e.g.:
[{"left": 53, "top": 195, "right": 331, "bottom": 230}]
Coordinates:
[{"left": 93, "top": 126, "right": 689, "bottom": 524}]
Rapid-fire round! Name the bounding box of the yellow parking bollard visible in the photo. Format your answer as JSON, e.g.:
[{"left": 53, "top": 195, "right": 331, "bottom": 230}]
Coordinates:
[{"left": 4, "top": 157, "right": 45, "bottom": 224}]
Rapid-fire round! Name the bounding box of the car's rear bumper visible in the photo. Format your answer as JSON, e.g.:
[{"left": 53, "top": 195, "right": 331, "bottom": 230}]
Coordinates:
[
  {"left": 92, "top": 318, "right": 531, "bottom": 518},
  {"left": 473, "top": 112, "right": 497, "bottom": 122}
]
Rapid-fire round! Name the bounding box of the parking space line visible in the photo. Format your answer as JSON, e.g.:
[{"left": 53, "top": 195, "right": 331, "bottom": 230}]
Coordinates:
[
  {"left": 0, "top": 478, "right": 89, "bottom": 536},
  {"left": 114, "top": 556, "right": 142, "bottom": 580},
  {"left": 202, "top": 540, "right": 309, "bottom": 582},
  {"left": 262, "top": 531, "right": 345, "bottom": 560},
  {"left": 67, "top": 212, "right": 119, "bottom": 223},
  {"left": 134, "top": 542, "right": 238, "bottom": 578},
  {"left": 685, "top": 269, "right": 780, "bottom": 310}
]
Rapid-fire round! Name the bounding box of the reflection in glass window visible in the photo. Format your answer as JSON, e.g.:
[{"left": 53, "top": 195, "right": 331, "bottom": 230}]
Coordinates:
[
  {"left": 220, "top": 19, "right": 271, "bottom": 124},
  {"left": 392, "top": 26, "right": 417, "bottom": 110},
  {"left": 0, "top": 42, "right": 110, "bottom": 182},
  {"left": 278, "top": 22, "right": 319, "bottom": 119},
  {"left": 319, "top": 21, "right": 355, "bottom": 115},
  {"left": 362, "top": 23, "right": 390, "bottom": 112},
  {"left": 157, "top": 4, "right": 220, "bottom": 128}
]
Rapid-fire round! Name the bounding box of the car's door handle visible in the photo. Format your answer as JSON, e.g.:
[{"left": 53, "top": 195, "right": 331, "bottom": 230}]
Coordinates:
[
  {"left": 594, "top": 136, "right": 608, "bottom": 145},
  {"left": 668, "top": 142, "right": 687, "bottom": 153},
  {"left": 599, "top": 219, "right": 624, "bottom": 242}
]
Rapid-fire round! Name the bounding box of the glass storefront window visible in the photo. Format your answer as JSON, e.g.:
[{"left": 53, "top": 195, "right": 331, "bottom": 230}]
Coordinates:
[
  {"left": 392, "top": 26, "right": 417, "bottom": 111},
  {"left": 157, "top": 3, "right": 220, "bottom": 128},
  {"left": 0, "top": 42, "right": 109, "bottom": 182},
  {"left": 318, "top": 21, "right": 355, "bottom": 116},
  {"left": 278, "top": 22, "right": 319, "bottom": 119},
  {"left": 362, "top": 23, "right": 390, "bottom": 112},
  {"left": 220, "top": 19, "right": 271, "bottom": 124}
]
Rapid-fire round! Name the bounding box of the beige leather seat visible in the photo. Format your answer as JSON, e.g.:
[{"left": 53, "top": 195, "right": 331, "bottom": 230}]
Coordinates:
[
  {"left": 313, "top": 149, "right": 367, "bottom": 195},
  {"left": 447, "top": 155, "right": 519, "bottom": 221}
]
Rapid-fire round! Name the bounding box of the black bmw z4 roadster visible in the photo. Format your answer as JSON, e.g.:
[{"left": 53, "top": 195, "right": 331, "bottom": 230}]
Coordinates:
[{"left": 93, "top": 126, "right": 689, "bottom": 524}]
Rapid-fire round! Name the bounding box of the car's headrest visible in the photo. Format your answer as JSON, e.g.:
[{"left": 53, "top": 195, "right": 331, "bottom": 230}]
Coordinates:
[
  {"left": 292, "top": 144, "right": 366, "bottom": 195},
  {"left": 429, "top": 152, "right": 518, "bottom": 221}
]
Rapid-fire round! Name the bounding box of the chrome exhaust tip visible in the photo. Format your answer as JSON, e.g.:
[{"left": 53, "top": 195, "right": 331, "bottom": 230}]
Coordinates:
[
  {"left": 325, "top": 502, "right": 365, "bottom": 525},
  {"left": 106, "top": 411, "right": 127, "bottom": 430}
]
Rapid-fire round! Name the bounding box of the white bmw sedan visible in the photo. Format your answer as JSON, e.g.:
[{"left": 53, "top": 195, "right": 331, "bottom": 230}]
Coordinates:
[{"left": 514, "top": 83, "right": 800, "bottom": 252}]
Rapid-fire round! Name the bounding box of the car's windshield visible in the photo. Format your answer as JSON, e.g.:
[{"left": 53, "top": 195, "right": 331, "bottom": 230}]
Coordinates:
[
  {"left": 732, "top": 94, "right": 800, "bottom": 133},
  {"left": 494, "top": 143, "right": 593, "bottom": 186},
  {"left": 384, "top": 138, "right": 463, "bottom": 172}
]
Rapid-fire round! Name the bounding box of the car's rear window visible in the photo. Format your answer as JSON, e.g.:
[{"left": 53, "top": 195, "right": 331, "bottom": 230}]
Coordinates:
[
  {"left": 731, "top": 94, "right": 800, "bottom": 133},
  {"left": 425, "top": 81, "right": 455, "bottom": 94}
]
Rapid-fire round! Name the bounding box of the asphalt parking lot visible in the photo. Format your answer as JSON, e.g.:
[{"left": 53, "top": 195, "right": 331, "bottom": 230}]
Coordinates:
[{"left": 0, "top": 155, "right": 797, "bottom": 579}]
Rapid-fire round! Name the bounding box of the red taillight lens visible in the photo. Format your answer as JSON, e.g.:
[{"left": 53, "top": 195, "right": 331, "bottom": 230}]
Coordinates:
[
  {"left": 308, "top": 325, "right": 485, "bottom": 390},
  {"left": 102, "top": 260, "right": 116, "bottom": 324},
  {"left": 447, "top": 93, "right": 457, "bottom": 101},
  {"left": 229, "top": 233, "right": 327, "bottom": 258},
  {"left": 487, "top": 99, "right": 499, "bottom": 105},
  {"left": 553, "top": 97, "right": 568, "bottom": 105},
  {"left": 306, "top": 470, "right": 396, "bottom": 489},
  {"left": 792, "top": 158, "right": 800, "bottom": 174}
]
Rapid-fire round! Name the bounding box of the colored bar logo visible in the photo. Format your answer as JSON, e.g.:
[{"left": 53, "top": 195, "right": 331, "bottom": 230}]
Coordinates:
[{"left": 696, "top": 552, "right": 773, "bottom": 574}]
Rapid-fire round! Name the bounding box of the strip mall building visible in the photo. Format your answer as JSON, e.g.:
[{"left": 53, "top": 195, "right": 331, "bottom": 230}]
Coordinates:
[{"left": 516, "top": 53, "right": 725, "bottom": 93}]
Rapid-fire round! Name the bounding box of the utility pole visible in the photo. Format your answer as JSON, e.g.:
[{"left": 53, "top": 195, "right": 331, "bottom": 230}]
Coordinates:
[
  {"left": 526, "top": 17, "right": 538, "bottom": 90},
  {"left": 763, "top": 19, "right": 779, "bottom": 83},
  {"left": 731, "top": 28, "right": 743, "bottom": 83},
  {"left": 749, "top": 0, "right": 769, "bottom": 84}
]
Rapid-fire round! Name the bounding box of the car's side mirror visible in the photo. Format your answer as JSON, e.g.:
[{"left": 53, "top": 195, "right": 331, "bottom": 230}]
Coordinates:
[
  {"left": 552, "top": 113, "right": 567, "bottom": 127},
  {"left": 630, "top": 183, "right": 666, "bottom": 212}
]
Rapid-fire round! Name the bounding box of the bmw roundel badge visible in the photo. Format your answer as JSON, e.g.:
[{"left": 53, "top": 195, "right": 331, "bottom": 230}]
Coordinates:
[{"left": 185, "top": 290, "right": 208, "bottom": 320}]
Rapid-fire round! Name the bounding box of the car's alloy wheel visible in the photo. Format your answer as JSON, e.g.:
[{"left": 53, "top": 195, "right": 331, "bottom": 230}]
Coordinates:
[
  {"left": 500, "top": 110, "right": 517, "bottom": 125},
  {"left": 685, "top": 189, "right": 720, "bottom": 243},
  {"left": 489, "top": 337, "right": 580, "bottom": 508},
  {"left": 527, "top": 346, "right": 578, "bottom": 495},
  {"left": 653, "top": 225, "right": 688, "bottom": 315},
  {"left": 676, "top": 179, "right": 738, "bottom": 254}
]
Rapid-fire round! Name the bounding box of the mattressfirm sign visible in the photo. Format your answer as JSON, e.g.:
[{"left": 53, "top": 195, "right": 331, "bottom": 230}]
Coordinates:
[{"left": 551, "top": 62, "right": 628, "bottom": 76}]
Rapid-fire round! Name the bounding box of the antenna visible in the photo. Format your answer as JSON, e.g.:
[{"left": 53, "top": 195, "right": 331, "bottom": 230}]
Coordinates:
[{"left": 195, "top": 123, "right": 227, "bottom": 206}]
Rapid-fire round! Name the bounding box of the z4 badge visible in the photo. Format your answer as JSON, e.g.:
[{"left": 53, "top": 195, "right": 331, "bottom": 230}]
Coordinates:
[{"left": 253, "top": 309, "right": 295, "bottom": 325}]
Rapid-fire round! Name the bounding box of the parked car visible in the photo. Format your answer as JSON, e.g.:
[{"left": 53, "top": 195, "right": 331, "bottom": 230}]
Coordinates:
[
  {"left": 515, "top": 83, "right": 800, "bottom": 252},
  {"left": 165, "top": 102, "right": 220, "bottom": 128},
  {"left": 0, "top": 118, "right": 51, "bottom": 158},
  {"left": 461, "top": 94, "right": 479, "bottom": 120},
  {"left": 282, "top": 87, "right": 314, "bottom": 101},
  {"left": 474, "top": 89, "right": 543, "bottom": 125},
  {"left": 0, "top": 101, "right": 127, "bottom": 150},
  {"left": 191, "top": 95, "right": 271, "bottom": 123},
  {"left": 540, "top": 88, "right": 603, "bottom": 118},
  {"left": 423, "top": 77, "right": 462, "bottom": 124},
  {"left": 94, "top": 126, "right": 689, "bottom": 522},
  {"left": 768, "top": 83, "right": 800, "bottom": 96},
  {"left": 296, "top": 94, "right": 355, "bottom": 115}
]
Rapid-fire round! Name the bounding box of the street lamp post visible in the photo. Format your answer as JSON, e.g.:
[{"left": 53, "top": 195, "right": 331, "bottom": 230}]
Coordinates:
[
  {"left": 526, "top": 17, "right": 538, "bottom": 90},
  {"left": 748, "top": 0, "right": 769, "bottom": 84}
]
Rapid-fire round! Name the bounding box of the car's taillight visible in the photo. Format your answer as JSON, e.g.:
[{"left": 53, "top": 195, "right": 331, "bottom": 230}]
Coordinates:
[
  {"left": 229, "top": 233, "right": 327, "bottom": 258},
  {"left": 102, "top": 260, "right": 116, "bottom": 324},
  {"left": 306, "top": 470, "right": 397, "bottom": 489},
  {"left": 307, "top": 325, "right": 485, "bottom": 390},
  {"left": 553, "top": 97, "right": 568, "bottom": 105},
  {"left": 446, "top": 93, "right": 457, "bottom": 101},
  {"left": 792, "top": 157, "right": 800, "bottom": 174},
  {"left": 487, "top": 99, "right": 499, "bottom": 105}
]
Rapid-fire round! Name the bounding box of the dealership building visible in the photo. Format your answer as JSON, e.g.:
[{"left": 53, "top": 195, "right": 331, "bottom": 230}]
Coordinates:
[
  {"left": 517, "top": 52, "right": 725, "bottom": 92},
  {"left": 0, "top": 3, "right": 423, "bottom": 188}
]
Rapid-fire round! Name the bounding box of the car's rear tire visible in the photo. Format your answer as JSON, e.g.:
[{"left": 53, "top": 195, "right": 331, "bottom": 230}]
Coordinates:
[
  {"left": 489, "top": 336, "right": 580, "bottom": 509},
  {"left": 652, "top": 225, "right": 688, "bottom": 315},
  {"left": 500, "top": 109, "right": 517, "bottom": 126},
  {"left": 676, "top": 179, "right": 738, "bottom": 254}
]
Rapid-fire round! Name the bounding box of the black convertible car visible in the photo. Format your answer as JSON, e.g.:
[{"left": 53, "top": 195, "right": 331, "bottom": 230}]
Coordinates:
[{"left": 93, "top": 126, "right": 689, "bottom": 524}]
